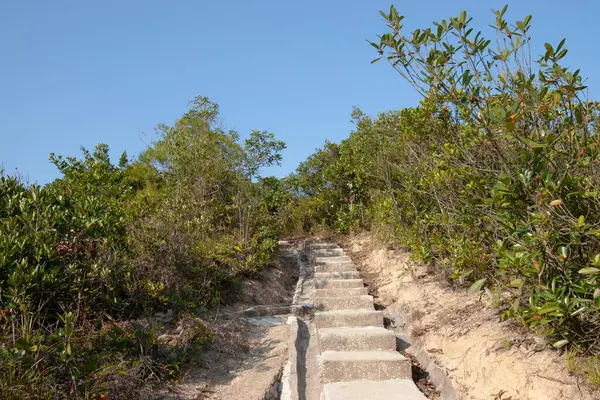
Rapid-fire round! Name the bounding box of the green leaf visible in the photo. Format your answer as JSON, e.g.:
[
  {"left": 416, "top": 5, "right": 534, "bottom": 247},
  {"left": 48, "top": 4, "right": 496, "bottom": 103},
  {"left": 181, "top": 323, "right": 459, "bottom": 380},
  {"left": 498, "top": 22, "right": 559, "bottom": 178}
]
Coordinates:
[
  {"left": 571, "top": 307, "right": 587, "bottom": 316},
  {"left": 510, "top": 279, "right": 523, "bottom": 288},
  {"left": 553, "top": 339, "right": 569, "bottom": 348},
  {"left": 579, "top": 267, "right": 600, "bottom": 275},
  {"left": 511, "top": 297, "right": 520, "bottom": 311},
  {"left": 468, "top": 278, "right": 487, "bottom": 295},
  {"left": 538, "top": 305, "right": 561, "bottom": 315},
  {"left": 575, "top": 107, "right": 583, "bottom": 124}
]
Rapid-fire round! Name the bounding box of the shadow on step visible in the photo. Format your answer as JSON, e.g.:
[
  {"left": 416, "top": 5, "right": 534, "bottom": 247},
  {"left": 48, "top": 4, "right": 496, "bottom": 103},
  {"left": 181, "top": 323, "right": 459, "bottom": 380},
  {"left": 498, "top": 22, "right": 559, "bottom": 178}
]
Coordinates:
[
  {"left": 383, "top": 316, "right": 394, "bottom": 329},
  {"left": 296, "top": 319, "right": 310, "bottom": 400},
  {"left": 395, "top": 336, "right": 411, "bottom": 352}
]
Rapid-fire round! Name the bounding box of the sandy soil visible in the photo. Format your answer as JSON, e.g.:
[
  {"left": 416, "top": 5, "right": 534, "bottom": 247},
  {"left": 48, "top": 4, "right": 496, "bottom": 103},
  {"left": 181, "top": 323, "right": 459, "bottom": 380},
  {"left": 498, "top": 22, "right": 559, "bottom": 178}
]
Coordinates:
[
  {"left": 158, "top": 321, "right": 288, "bottom": 400},
  {"left": 153, "top": 247, "right": 298, "bottom": 400},
  {"left": 343, "top": 233, "right": 598, "bottom": 400}
]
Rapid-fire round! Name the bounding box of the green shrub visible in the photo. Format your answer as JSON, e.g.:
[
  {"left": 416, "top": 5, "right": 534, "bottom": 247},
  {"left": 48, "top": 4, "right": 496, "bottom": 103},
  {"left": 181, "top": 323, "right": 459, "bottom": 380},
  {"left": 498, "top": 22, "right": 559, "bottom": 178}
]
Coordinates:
[
  {"left": 289, "top": 5, "right": 600, "bottom": 359},
  {"left": 0, "top": 96, "right": 286, "bottom": 397}
]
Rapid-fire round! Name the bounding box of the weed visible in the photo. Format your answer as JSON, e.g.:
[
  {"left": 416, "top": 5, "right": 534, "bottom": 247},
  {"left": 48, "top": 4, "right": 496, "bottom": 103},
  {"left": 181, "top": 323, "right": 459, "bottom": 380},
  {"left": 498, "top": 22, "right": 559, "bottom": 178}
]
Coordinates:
[{"left": 567, "top": 352, "right": 600, "bottom": 386}]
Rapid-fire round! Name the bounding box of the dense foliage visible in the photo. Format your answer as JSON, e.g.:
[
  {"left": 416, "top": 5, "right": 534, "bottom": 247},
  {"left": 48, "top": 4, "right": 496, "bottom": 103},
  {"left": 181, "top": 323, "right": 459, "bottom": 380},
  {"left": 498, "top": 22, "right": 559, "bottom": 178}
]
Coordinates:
[
  {"left": 287, "top": 6, "right": 600, "bottom": 367},
  {"left": 0, "top": 96, "right": 285, "bottom": 398},
  {"left": 4, "top": 3, "right": 600, "bottom": 395}
]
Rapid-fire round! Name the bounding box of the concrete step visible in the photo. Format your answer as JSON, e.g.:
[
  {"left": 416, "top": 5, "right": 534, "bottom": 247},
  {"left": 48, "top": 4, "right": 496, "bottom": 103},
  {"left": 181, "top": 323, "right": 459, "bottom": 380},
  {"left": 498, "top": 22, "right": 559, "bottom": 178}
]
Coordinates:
[
  {"left": 315, "top": 271, "right": 360, "bottom": 280},
  {"left": 312, "top": 248, "right": 345, "bottom": 257},
  {"left": 320, "top": 350, "right": 411, "bottom": 383},
  {"left": 321, "top": 379, "right": 428, "bottom": 400},
  {"left": 315, "top": 256, "right": 352, "bottom": 265},
  {"left": 315, "top": 263, "right": 356, "bottom": 273},
  {"left": 315, "top": 295, "right": 374, "bottom": 311},
  {"left": 314, "top": 309, "right": 384, "bottom": 329},
  {"left": 318, "top": 327, "right": 396, "bottom": 351},
  {"left": 316, "top": 287, "right": 368, "bottom": 298},
  {"left": 308, "top": 243, "right": 339, "bottom": 250},
  {"left": 314, "top": 279, "right": 364, "bottom": 289}
]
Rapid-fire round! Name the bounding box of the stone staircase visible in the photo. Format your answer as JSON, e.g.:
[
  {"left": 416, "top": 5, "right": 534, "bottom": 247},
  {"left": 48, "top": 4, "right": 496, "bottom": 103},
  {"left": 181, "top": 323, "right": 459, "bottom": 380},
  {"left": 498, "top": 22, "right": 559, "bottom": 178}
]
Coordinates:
[{"left": 307, "top": 242, "right": 427, "bottom": 400}]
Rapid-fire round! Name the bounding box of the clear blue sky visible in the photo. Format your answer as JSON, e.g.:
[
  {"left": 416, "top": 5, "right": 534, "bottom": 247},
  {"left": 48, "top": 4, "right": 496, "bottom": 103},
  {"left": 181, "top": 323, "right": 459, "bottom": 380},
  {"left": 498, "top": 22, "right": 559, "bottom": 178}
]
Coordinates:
[{"left": 1, "top": 1, "right": 598, "bottom": 184}]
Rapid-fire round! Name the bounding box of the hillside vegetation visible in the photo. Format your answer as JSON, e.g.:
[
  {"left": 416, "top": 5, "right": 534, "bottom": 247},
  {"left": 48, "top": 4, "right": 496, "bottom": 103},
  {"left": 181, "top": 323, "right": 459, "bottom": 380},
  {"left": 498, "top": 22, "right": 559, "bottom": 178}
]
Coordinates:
[
  {"left": 3, "top": 4, "right": 600, "bottom": 398},
  {"left": 284, "top": 6, "right": 600, "bottom": 383},
  {"left": 1, "top": 96, "right": 286, "bottom": 398}
]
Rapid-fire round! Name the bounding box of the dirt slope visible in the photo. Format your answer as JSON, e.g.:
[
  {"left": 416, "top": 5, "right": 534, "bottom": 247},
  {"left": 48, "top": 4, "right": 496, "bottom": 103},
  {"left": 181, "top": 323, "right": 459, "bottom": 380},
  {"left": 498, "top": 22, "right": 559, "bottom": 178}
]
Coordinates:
[
  {"left": 153, "top": 247, "right": 298, "bottom": 399},
  {"left": 343, "top": 233, "right": 597, "bottom": 400}
]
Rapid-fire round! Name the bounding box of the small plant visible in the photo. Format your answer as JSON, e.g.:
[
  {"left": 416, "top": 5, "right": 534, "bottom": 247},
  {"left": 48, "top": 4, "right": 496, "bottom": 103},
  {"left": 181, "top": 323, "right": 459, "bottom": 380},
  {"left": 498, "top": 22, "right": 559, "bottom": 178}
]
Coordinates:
[
  {"left": 56, "top": 312, "right": 75, "bottom": 363},
  {"left": 567, "top": 352, "right": 600, "bottom": 386}
]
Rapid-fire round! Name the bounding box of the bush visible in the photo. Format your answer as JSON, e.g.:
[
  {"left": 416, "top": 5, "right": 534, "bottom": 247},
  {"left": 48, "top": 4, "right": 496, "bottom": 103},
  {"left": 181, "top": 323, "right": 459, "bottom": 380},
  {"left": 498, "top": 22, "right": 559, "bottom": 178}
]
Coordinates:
[
  {"left": 289, "top": 5, "right": 600, "bottom": 360},
  {"left": 0, "top": 96, "right": 286, "bottom": 398}
]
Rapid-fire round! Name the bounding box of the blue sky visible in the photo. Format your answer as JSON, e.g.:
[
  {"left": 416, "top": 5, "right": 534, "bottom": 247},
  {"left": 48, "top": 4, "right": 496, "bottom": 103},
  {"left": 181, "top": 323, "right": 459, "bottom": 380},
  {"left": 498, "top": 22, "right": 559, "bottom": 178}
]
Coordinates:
[{"left": 1, "top": 0, "right": 598, "bottom": 184}]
